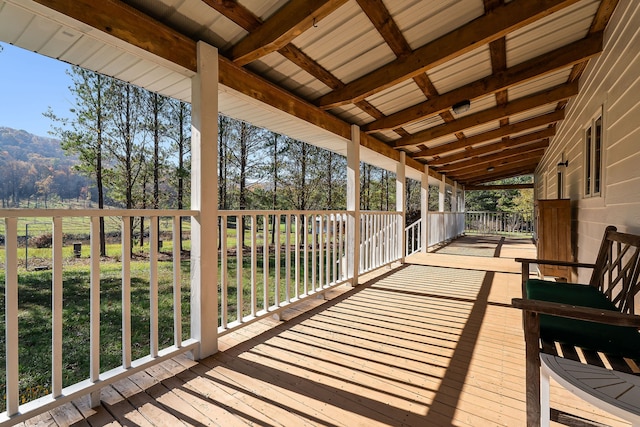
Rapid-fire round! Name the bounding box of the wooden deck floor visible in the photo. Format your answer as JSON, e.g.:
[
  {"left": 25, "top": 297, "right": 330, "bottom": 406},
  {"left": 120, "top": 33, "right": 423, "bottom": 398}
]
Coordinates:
[{"left": 22, "top": 236, "right": 631, "bottom": 426}]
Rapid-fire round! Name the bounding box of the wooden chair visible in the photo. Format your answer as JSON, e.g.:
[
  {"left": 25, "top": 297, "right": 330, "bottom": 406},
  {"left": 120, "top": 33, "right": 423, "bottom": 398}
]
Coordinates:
[{"left": 512, "top": 225, "right": 640, "bottom": 426}]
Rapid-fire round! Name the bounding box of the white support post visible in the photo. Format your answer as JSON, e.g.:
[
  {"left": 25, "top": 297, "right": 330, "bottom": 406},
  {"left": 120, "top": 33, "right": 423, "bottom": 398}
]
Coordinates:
[
  {"left": 5, "top": 217, "right": 18, "bottom": 416},
  {"left": 190, "top": 41, "right": 219, "bottom": 359},
  {"left": 452, "top": 181, "right": 458, "bottom": 212},
  {"left": 89, "top": 216, "right": 101, "bottom": 407},
  {"left": 52, "top": 217, "right": 63, "bottom": 398},
  {"left": 439, "top": 175, "right": 446, "bottom": 212},
  {"left": 122, "top": 217, "right": 132, "bottom": 368},
  {"left": 421, "top": 165, "right": 429, "bottom": 253},
  {"left": 347, "top": 125, "right": 361, "bottom": 286},
  {"left": 396, "top": 152, "right": 406, "bottom": 263}
]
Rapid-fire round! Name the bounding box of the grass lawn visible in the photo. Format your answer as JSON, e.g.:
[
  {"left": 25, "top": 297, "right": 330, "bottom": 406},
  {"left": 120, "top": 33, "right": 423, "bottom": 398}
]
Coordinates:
[{"left": 0, "top": 260, "right": 191, "bottom": 412}]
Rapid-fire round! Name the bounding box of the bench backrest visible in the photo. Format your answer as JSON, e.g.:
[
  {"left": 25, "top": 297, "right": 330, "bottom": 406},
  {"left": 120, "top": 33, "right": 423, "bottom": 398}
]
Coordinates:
[{"left": 589, "top": 225, "right": 640, "bottom": 314}]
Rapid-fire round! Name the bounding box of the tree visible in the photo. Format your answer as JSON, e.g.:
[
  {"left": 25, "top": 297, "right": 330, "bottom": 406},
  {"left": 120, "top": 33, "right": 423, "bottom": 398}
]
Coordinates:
[
  {"left": 167, "top": 99, "right": 191, "bottom": 251},
  {"left": 106, "top": 80, "right": 147, "bottom": 249},
  {"left": 45, "top": 67, "right": 112, "bottom": 255}
]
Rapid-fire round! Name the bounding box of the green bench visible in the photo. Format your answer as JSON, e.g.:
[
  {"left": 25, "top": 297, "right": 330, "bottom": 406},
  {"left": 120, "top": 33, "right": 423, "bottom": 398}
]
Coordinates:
[{"left": 512, "top": 225, "right": 640, "bottom": 426}]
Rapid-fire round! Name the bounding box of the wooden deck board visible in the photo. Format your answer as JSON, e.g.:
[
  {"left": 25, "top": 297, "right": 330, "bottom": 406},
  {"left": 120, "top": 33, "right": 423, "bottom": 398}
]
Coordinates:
[{"left": 23, "top": 236, "right": 631, "bottom": 426}]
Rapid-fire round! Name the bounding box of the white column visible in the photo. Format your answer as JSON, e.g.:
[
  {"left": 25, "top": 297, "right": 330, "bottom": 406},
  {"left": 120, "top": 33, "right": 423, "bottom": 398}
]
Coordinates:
[
  {"left": 396, "top": 152, "right": 406, "bottom": 263},
  {"left": 421, "top": 165, "right": 429, "bottom": 253},
  {"left": 439, "top": 175, "right": 446, "bottom": 212},
  {"left": 190, "top": 41, "right": 219, "bottom": 358},
  {"left": 452, "top": 181, "right": 458, "bottom": 212},
  {"left": 347, "top": 125, "right": 361, "bottom": 286}
]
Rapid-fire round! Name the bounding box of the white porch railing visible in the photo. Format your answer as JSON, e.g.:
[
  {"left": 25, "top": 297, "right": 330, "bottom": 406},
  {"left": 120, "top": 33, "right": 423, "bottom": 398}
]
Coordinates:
[
  {"left": 405, "top": 218, "right": 422, "bottom": 256},
  {"left": 1, "top": 208, "right": 407, "bottom": 423},
  {"left": 404, "top": 212, "right": 466, "bottom": 256},
  {"left": 0, "top": 209, "right": 198, "bottom": 426},
  {"left": 217, "top": 210, "right": 402, "bottom": 335},
  {"left": 359, "top": 211, "right": 400, "bottom": 274},
  {"left": 465, "top": 211, "right": 534, "bottom": 235},
  {"left": 217, "top": 210, "right": 350, "bottom": 334}
]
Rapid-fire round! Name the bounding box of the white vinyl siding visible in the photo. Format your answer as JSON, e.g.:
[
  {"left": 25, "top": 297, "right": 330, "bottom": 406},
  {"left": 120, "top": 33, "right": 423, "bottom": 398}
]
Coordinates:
[{"left": 535, "top": 0, "right": 640, "bottom": 284}]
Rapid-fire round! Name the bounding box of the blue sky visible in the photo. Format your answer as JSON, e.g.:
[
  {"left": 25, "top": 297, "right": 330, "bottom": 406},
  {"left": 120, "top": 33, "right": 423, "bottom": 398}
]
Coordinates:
[{"left": 0, "top": 42, "right": 74, "bottom": 137}]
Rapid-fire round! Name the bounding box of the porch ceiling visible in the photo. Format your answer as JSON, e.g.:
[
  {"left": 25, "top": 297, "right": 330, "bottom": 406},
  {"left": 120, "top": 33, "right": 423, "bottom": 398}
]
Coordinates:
[{"left": 0, "top": 0, "right": 619, "bottom": 185}]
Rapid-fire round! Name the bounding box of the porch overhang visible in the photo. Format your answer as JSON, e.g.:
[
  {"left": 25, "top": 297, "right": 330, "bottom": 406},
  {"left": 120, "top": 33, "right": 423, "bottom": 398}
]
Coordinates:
[{"left": 0, "top": 0, "right": 620, "bottom": 186}]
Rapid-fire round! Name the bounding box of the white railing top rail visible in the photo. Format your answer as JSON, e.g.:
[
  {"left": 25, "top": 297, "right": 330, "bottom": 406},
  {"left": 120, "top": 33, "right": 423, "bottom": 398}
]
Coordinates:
[{"left": 0, "top": 208, "right": 199, "bottom": 218}]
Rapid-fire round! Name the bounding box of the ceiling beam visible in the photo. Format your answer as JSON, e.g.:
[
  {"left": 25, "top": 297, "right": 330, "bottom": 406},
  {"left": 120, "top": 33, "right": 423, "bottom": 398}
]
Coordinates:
[
  {"left": 200, "top": 0, "right": 261, "bottom": 31},
  {"left": 392, "top": 82, "right": 577, "bottom": 148},
  {"left": 228, "top": 0, "right": 348, "bottom": 66},
  {"left": 465, "top": 183, "right": 534, "bottom": 191},
  {"left": 436, "top": 143, "right": 549, "bottom": 174},
  {"left": 465, "top": 166, "right": 537, "bottom": 185},
  {"left": 453, "top": 157, "right": 541, "bottom": 182},
  {"left": 412, "top": 110, "right": 563, "bottom": 158},
  {"left": 448, "top": 149, "right": 546, "bottom": 178},
  {"left": 363, "top": 32, "right": 601, "bottom": 133},
  {"left": 427, "top": 128, "right": 555, "bottom": 166},
  {"left": 314, "top": 0, "right": 581, "bottom": 109}
]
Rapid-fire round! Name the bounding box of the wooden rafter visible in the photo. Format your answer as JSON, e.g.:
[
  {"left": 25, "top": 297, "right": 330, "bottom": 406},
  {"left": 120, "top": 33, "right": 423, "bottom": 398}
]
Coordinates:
[
  {"left": 314, "top": 0, "right": 581, "bottom": 109},
  {"left": 412, "top": 110, "right": 562, "bottom": 159},
  {"left": 228, "top": 0, "right": 348, "bottom": 66},
  {"left": 363, "top": 33, "right": 601, "bottom": 133},
  {"left": 392, "top": 82, "right": 578, "bottom": 148},
  {"left": 465, "top": 166, "right": 537, "bottom": 185},
  {"left": 453, "top": 157, "right": 541, "bottom": 181},
  {"left": 436, "top": 142, "right": 549, "bottom": 174},
  {"left": 356, "top": 0, "right": 455, "bottom": 138},
  {"left": 200, "top": 0, "right": 261, "bottom": 31},
  {"left": 426, "top": 129, "right": 554, "bottom": 166},
  {"left": 486, "top": 0, "right": 509, "bottom": 129},
  {"left": 465, "top": 183, "right": 534, "bottom": 191}
]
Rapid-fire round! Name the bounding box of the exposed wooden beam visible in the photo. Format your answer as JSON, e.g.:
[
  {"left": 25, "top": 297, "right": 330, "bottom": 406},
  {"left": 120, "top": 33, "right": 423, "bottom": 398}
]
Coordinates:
[
  {"left": 200, "top": 0, "right": 261, "bottom": 31},
  {"left": 465, "top": 166, "right": 537, "bottom": 185},
  {"left": 426, "top": 129, "right": 554, "bottom": 166},
  {"left": 453, "top": 157, "right": 541, "bottom": 182},
  {"left": 412, "top": 110, "right": 563, "bottom": 158},
  {"left": 33, "top": 0, "right": 198, "bottom": 72},
  {"left": 436, "top": 139, "right": 549, "bottom": 175},
  {"left": 465, "top": 183, "right": 534, "bottom": 191},
  {"left": 363, "top": 33, "right": 601, "bottom": 133},
  {"left": 392, "top": 82, "right": 578, "bottom": 148},
  {"left": 450, "top": 149, "right": 546, "bottom": 178},
  {"left": 314, "top": 0, "right": 581, "bottom": 109},
  {"left": 228, "top": 0, "right": 348, "bottom": 66},
  {"left": 356, "top": 0, "right": 447, "bottom": 137},
  {"left": 356, "top": 0, "right": 411, "bottom": 57},
  {"left": 278, "top": 44, "right": 342, "bottom": 90}
]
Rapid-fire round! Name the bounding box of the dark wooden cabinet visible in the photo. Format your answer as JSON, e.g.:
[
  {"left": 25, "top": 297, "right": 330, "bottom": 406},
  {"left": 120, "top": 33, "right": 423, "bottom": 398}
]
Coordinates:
[{"left": 536, "top": 199, "right": 572, "bottom": 279}]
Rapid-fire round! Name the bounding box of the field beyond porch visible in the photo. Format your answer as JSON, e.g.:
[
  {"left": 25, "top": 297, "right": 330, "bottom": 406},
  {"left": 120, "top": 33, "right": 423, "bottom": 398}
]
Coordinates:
[{"left": 23, "top": 236, "right": 630, "bottom": 426}]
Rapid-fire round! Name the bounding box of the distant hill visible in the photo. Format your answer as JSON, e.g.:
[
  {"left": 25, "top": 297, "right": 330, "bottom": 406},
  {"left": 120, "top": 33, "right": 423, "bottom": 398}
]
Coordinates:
[
  {"left": 0, "top": 126, "right": 71, "bottom": 163},
  {"left": 0, "top": 127, "right": 90, "bottom": 207}
]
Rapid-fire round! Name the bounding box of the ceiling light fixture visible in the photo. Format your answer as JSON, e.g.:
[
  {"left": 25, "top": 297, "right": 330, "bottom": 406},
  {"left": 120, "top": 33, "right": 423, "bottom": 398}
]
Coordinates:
[
  {"left": 452, "top": 99, "right": 470, "bottom": 114},
  {"left": 487, "top": 166, "right": 495, "bottom": 172}
]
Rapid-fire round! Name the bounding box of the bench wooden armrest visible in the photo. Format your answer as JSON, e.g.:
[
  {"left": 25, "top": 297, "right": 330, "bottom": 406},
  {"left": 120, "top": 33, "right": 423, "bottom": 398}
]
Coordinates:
[
  {"left": 512, "top": 298, "right": 640, "bottom": 328},
  {"left": 514, "top": 258, "right": 596, "bottom": 269}
]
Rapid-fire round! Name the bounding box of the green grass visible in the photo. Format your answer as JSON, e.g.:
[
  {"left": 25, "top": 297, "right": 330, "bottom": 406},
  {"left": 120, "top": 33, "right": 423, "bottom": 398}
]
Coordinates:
[{"left": 0, "top": 260, "right": 191, "bottom": 412}]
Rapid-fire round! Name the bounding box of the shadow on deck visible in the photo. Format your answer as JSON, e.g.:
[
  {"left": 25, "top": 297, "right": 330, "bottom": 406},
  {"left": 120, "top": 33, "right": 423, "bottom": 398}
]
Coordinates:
[{"left": 28, "top": 236, "right": 630, "bottom": 427}]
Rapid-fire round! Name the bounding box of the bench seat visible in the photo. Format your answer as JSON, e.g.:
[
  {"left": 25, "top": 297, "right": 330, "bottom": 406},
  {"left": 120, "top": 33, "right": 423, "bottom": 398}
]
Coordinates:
[{"left": 526, "top": 279, "right": 640, "bottom": 357}]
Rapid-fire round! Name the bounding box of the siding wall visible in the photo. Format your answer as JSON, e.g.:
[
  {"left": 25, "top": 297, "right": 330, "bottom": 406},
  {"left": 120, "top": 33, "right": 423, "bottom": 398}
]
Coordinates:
[{"left": 535, "top": 0, "right": 640, "bottom": 283}]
